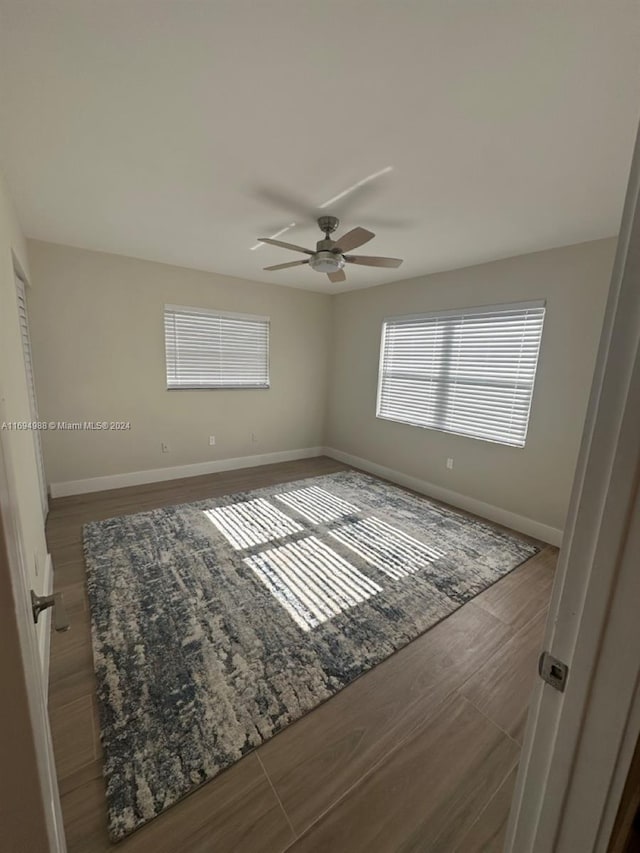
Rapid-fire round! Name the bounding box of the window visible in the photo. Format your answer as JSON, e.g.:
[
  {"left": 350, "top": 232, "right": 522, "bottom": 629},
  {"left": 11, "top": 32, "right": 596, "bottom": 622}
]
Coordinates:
[
  {"left": 376, "top": 301, "right": 545, "bottom": 447},
  {"left": 164, "top": 305, "right": 270, "bottom": 389}
]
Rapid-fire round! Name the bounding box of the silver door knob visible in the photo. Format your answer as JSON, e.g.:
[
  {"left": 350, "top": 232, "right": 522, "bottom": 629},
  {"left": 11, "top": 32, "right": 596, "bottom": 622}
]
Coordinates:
[{"left": 30, "top": 590, "right": 70, "bottom": 632}]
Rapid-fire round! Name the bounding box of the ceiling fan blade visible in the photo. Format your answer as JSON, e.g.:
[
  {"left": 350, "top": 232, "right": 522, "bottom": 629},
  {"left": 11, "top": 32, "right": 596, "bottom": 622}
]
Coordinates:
[
  {"left": 258, "top": 238, "right": 314, "bottom": 254},
  {"left": 327, "top": 270, "right": 346, "bottom": 283},
  {"left": 253, "top": 185, "right": 319, "bottom": 220},
  {"left": 345, "top": 255, "right": 403, "bottom": 268},
  {"left": 335, "top": 227, "right": 375, "bottom": 252},
  {"left": 263, "top": 260, "right": 310, "bottom": 271}
]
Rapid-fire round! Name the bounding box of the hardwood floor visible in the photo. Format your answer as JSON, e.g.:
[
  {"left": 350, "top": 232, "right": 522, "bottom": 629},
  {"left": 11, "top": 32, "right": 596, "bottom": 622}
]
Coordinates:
[{"left": 46, "top": 456, "right": 557, "bottom": 853}]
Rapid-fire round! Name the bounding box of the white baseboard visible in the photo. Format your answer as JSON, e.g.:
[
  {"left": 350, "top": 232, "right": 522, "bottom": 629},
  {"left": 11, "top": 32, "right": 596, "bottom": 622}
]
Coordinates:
[
  {"left": 323, "top": 446, "right": 564, "bottom": 546},
  {"left": 39, "top": 553, "right": 53, "bottom": 700},
  {"left": 50, "top": 447, "right": 325, "bottom": 498},
  {"left": 50, "top": 444, "right": 562, "bottom": 544}
]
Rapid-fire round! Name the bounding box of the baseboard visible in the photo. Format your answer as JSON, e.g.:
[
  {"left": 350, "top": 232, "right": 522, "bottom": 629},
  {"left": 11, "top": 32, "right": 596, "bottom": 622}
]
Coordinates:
[
  {"left": 323, "top": 446, "right": 564, "bottom": 546},
  {"left": 51, "top": 444, "right": 562, "bottom": 543},
  {"left": 39, "top": 553, "right": 53, "bottom": 700},
  {"left": 49, "top": 447, "right": 325, "bottom": 498}
]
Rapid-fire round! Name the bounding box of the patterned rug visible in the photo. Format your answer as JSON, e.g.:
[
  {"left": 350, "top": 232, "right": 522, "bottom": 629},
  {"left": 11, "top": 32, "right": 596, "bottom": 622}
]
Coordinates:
[{"left": 83, "top": 470, "right": 538, "bottom": 840}]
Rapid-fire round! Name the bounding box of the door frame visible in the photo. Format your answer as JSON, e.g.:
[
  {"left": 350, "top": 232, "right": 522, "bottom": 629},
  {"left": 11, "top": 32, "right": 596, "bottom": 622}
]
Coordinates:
[{"left": 506, "top": 121, "right": 640, "bottom": 851}]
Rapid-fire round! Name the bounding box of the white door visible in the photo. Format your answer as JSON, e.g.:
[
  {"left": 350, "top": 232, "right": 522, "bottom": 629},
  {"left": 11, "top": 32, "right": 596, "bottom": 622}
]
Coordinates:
[
  {"left": 506, "top": 122, "right": 640, "bottom": 851},
  {"left": 0, "top": 402, "right": 66, "bottom": 852},
  {"left": 15, "top": 272, "right": 49, "bottom": 517}
]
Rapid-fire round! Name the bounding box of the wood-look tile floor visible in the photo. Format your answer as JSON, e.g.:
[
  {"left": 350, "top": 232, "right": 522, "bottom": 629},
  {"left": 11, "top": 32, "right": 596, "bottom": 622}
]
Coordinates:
[{"left": 47, "top": 456, "right": 557, "bottom": 853}]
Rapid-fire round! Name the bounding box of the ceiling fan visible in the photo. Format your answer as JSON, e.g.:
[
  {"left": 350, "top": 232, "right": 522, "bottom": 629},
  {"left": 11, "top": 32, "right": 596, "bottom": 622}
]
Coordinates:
[{"left": 259, "top": 216, "right": 403, "bottom": 283}]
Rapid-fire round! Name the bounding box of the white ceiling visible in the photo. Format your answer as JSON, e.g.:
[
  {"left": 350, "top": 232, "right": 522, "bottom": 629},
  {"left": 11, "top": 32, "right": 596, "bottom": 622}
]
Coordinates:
[{"left": 0, "top": 1, "right": 639, "bottom": 293}]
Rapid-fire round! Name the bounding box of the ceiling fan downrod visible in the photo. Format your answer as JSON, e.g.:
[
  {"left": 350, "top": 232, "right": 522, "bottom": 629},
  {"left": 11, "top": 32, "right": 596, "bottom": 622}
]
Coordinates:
[{"left": 317, "top": 215, "right": 340, "bottom": 240}]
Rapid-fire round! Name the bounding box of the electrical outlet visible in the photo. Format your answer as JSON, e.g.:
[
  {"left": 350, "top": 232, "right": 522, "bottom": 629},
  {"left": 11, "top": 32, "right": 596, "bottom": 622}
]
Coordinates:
[
  {"left": 446, "top": 457, "right": 454, "bottom": 470},
  {"left": 251, "top": 432, "right": 258, "bottom": 443},
  {"left": 161, "top": 442, "right": 170, "bottom": 453},
  {"left": 209, "top": 435, "right": 216, "bottom": 446}
]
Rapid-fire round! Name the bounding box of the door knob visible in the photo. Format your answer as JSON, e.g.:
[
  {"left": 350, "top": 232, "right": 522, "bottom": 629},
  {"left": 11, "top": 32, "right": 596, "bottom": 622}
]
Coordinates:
[{"left": 30, "top": 590, "right": 70, "bottom": 633}]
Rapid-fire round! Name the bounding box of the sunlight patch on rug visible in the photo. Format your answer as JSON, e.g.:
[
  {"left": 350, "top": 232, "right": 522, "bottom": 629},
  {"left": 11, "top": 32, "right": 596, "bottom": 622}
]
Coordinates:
[
  {"left": 274, "top": 484, "right": 360, "bottom": 523},
  {"left": 329, "top": 516, "right": 445, "bottom": 579},
  {"left": 203, "top": 497, "right": 302, "bottom": 549},
  {"left": 245, "top": 535, "right": 382, "bottom": 631}
]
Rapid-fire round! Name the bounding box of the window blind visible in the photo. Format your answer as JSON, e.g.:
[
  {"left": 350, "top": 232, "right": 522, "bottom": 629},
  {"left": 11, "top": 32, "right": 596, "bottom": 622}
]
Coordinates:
[
  {"left": 164, "top": 305, "right": 270, "bottom": 389},
  {"left": 377, "top": 301, "right": 545, "bottom": 447},
  {"left": 16, "top": 275, "right": 48, "bottom": 514}
]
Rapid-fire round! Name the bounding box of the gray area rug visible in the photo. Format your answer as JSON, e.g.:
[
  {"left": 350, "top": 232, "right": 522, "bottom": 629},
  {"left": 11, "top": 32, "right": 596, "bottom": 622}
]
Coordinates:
[{"left": 83, "top": 470, "right": 538, "bottom": 840}]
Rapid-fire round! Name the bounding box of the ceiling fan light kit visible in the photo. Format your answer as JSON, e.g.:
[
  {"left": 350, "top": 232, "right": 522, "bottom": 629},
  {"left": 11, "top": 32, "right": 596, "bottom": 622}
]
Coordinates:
[
  {"left": 258, "top": 215, "right": 403, "bottom": 284},
  {"left": 309, "top": 251, "right": 345, "bottom": 273}
]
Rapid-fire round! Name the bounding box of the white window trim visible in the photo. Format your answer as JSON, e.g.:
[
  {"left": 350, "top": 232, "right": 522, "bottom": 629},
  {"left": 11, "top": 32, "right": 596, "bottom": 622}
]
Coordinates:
[
  {"left": 376, "top": 299, "right": 546, "bottom": 448},
  {"left": 164, "top": 304, "right": 270, "bottom": 323},
  {"left": 379, "top": 299, "right": 546, "bottom": 325}
]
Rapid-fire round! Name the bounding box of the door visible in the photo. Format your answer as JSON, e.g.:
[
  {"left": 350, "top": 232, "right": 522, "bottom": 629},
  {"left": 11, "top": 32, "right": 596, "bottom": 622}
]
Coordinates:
[
  {"left": 505, "top": 121, "right": 640, "bottom": 851},
  {"left": 15, "top": 271, "right": 49, "bottom": 517},
  {"left": 0, "top": 400, "right": 66, "bottom": 851}
]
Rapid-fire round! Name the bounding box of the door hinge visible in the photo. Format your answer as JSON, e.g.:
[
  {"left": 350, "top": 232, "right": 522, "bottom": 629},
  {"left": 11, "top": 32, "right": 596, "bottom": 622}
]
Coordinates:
[{"left": 538, "top": 651, "right": 569, "bottom": 692}]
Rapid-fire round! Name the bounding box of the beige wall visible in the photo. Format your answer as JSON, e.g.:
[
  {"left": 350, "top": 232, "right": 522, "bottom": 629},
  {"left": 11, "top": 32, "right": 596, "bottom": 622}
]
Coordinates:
[
  {"left": 27, "top": 240, "right": 332, "bottom": 485},
  {"left": 326, "top": 239, "right": 616, "bottom": 532},
  {"left": 0, "top": 170, "right": 47, "bottom": 598},
  {"left": 26, "top": 237, "right": 615, "bottom": 534}
]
